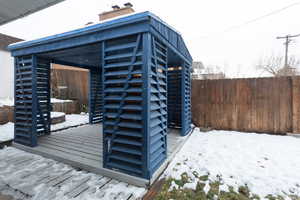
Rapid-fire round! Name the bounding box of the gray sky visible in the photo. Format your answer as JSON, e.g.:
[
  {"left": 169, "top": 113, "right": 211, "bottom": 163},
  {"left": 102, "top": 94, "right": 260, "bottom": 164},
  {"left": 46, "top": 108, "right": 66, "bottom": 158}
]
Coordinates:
[{"left": 1, "top": 0, "right": 300, "bottom": 77}]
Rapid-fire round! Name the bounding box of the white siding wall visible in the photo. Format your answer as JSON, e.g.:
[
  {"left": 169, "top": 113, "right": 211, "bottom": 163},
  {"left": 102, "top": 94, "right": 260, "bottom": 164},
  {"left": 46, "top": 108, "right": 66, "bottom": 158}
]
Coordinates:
[{"left": 0, "top": 50, "right": 14, "bottom": 98}]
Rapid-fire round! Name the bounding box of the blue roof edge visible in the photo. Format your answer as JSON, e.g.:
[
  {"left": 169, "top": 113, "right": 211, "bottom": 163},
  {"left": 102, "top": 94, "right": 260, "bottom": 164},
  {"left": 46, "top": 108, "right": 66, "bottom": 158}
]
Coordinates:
[
  {"left": 8, "top": 11, "right": 192, "bottom": 61},
  {"left": 8, "top": 11, "right": 151, "bottom": 51}
]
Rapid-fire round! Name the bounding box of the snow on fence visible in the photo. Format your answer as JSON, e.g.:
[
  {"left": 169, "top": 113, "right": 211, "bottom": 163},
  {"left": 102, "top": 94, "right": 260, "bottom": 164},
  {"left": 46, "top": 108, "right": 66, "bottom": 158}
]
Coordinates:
[{"left": 192, "top": 76, "right": 300, "bottom": 134}]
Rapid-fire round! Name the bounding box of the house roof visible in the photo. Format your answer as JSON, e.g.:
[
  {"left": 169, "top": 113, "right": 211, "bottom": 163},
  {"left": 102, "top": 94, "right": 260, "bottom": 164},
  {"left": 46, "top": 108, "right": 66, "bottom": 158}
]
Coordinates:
[
  {"left": 0, "top": 33, "right": 23, "bottom": 51},
  {"left": 0, "top": 0, "right": 65, "bottom": 25}
]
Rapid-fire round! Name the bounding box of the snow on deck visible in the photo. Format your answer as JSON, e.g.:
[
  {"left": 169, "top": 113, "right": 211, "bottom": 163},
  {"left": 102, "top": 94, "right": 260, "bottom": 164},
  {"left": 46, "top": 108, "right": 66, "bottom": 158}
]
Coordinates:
[
  {"left": 163, "top": 128, "right": 300, "bottom": 199},
  {"left": 0, "top": 147, "right": 146, "bottom": 200}
]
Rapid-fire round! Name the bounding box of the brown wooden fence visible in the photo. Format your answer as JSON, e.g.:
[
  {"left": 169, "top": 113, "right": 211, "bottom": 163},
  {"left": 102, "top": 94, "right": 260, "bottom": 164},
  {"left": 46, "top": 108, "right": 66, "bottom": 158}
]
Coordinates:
[
  {"left": 51, "top": 64, "right": 89, "bottom": 108},
  {"left": 192, "top": 76, "right": 300, "bottom": 134}
]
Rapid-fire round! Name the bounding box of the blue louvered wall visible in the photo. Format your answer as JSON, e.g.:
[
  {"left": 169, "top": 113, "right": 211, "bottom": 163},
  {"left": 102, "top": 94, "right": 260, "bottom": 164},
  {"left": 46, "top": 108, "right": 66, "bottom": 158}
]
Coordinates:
[
  {"left": 102, "top": 34, "right": 146, "bottom": 177},
  {"left": 89, "top": 69, "right": 103, "bottom": 124},
  {"left": 181, "top": 62, "right": 192, "bottom": 136},
  {"left": 167, "top": 68, "right": 182, "bottom": 128},
  {"left": 14, "top": 55, "right": 51, "bottom": 147},
  {"left": 148, "top": 35, "right": 168, "bottom": 176}
]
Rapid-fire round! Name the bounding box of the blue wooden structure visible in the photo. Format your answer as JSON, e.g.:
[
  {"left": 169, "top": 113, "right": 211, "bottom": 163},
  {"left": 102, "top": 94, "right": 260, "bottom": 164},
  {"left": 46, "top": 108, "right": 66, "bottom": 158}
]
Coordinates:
[{"left": 8, "top": 11, "right": 192, "bottom": 180}]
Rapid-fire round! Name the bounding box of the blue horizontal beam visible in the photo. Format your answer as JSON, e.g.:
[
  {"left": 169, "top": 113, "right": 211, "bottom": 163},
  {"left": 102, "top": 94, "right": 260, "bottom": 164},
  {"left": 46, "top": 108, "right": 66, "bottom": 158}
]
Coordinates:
[
  {"left": 11, "top": 23, "right": 149, "bottom": 57},
  {"left": 8, "top": 12, "right": 152, "bottom": 51}
]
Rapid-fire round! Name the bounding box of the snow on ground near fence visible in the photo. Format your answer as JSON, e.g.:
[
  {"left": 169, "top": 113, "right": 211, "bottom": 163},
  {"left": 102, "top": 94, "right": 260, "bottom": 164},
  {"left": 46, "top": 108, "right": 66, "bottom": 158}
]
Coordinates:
[
  {"left": 51, "top": 113, "right": 89, "bottom": 131},
  {"left": 0, "top": 98, "right": 73, "bottom": 107},
  {"left": 0, "top": 123, "right": 14, "bottom": 142},
  {"left": 50, "top": 98, "right": 73, "bottom": 103},
  {"left": 163, "top": 128, "right": 300, "bottom": 199},
  {"left": 0, "top": 113, "right": 89, "bottom": 142},
  {"left": 0, "top": 147, "right": 146, "bottom": 200},
  {"left": 51, "top": 112, "right": 65, "bottom": 118},
  {"left": 0, "top": 98, "right": 14, "bottom": 107}
]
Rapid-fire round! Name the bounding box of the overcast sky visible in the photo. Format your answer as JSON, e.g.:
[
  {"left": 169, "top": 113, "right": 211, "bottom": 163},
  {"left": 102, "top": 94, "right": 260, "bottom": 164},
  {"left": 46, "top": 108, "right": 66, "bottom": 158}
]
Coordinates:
[{"left": 1, "top": 0, "right": 300, "bottom": 77}]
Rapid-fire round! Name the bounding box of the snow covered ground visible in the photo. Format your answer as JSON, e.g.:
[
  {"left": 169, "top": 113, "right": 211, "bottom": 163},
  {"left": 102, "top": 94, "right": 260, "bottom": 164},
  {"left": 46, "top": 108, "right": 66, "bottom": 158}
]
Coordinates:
[
  {"left": 50, "top": 98, "right": 73, "bottom": 103},
  {"left": 51, "top": 113, "right": 89, "bottom": 131},
  {"left": 0, "top": 123, "right": 14, "bottom": 142},
  {"left": 0, "top": 113, "right": 89, "bottom": 142},
  {"left": 0, "top": 98, "right": 73, "bottom": 107},
  {"left": 0, "top": 147, "right": 146, "bottom": 200},
  {"left": 0, "top": 98, "right": 14, "bottom": 107},
  {"left": 51, "top": 111, "right": 65, "bottom": 118},
  {"left": 163, "top": 128, "right": 300, "bottom": 199}
]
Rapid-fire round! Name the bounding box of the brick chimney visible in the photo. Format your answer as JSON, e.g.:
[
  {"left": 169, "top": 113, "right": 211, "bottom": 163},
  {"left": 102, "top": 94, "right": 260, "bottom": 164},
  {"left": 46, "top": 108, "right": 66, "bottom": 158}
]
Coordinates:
[{"left": 99, "top": 3, "right": 135, "bottom": 21}]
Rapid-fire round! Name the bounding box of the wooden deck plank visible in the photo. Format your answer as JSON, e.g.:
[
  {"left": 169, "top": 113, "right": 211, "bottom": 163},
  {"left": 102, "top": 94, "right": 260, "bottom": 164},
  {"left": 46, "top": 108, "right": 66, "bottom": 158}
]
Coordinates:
[
  {"left": 39, "top": 137, "right": 102, "bottom": 153},
  {"left": 48, "top": 171, "right": 73, "bottom": 187},
  {"left": 64, "top": 176, "right": 91, "bottom": 196},
  {"left": 39, "top": 138, "right": 102, "bottom": 156},
  {"left": 48, "top": 134, "right": 102, "bottom": 145},
  {"left": 37, "top": 143, "right": 102, "bottom": 162},
  {"left": 56, "top": 132, "right": 102, "bottom": 140},
  {"left": 44, "top": 135, "right": 101, "bottom": 148}
]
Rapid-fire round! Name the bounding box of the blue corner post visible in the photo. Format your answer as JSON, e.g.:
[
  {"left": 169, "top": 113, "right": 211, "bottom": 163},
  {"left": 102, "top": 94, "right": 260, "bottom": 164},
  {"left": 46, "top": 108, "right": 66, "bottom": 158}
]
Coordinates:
[{"left": 14, "top": 55, "right": 38, "bottom": 147}]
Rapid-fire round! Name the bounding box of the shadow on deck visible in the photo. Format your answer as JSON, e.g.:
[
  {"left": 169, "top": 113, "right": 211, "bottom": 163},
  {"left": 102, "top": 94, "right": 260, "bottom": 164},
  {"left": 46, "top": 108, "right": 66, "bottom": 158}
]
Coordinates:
[{"left": 13, "top": 124, "right": 189, "bottom": 188}]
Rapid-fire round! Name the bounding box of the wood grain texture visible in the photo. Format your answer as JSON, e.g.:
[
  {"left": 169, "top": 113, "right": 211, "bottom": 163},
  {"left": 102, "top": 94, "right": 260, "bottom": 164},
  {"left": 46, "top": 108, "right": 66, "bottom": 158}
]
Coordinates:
[{"left": 192, "top": 77, "right": 299, "bottom": 134}]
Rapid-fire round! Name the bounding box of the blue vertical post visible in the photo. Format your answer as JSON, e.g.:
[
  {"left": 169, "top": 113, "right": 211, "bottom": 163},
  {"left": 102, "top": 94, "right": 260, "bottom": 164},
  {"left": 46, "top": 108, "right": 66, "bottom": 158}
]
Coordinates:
[
  {"left": 14, "top": 55, "right": 38, "bottom": 147},
  {"left": 88, "top": 69, "right": 92, "bottom": 124},
  {"left": 181, "top": 61, "right": 192, "bottom": 136},
  {"left": 31, "top": 55, "right": 38, "bottom": 146},
  {"left": 141, "top": 32, "right": 151, "bottom": 179}
]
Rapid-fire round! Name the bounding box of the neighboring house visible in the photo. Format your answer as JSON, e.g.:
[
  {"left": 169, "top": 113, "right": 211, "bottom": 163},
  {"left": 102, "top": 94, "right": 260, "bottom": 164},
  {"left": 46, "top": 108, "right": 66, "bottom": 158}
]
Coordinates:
[
  {"left": 192, "top": 61, "right": 226, "bottom": 80},
  {"left": 276, "top": 66, "right": 298, "bottom": 77},
  {"left": 0, "top": 33, "right": 23, "bottom": 99}
]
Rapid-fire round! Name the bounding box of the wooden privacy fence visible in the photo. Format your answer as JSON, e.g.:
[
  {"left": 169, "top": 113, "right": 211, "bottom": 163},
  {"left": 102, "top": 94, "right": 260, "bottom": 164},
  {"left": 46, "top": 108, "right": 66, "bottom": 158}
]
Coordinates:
[
  {"left": 192, "top": 76, "right": 300, "bottom": 134},
  {"left": 51, "top": 64, "right": 89, "bottom": 107}
]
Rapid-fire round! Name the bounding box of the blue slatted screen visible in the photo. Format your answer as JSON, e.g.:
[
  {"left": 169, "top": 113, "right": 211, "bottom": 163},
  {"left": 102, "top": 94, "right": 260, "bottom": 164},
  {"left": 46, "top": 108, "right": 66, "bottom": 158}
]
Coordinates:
[
  {"left": 35, "top": 58, "right": 51, "bottom": 136},
  {"left": 14, "top": 56, "right": 50, "bottom": 147},
  {"left": 148, "top": 36, "right": 168, "bottom": 175},
  {"left": 167, "top": 67, "right": 182, "bottom": 128},
  {"left": 181, "top": 62, "right": 192, "bottom": 136},
  {"left": 89, "top": 69, "right": 103, "bottom": 124},
  {"left": 102, "top": 34, "right": 145, "bottom": 177}
]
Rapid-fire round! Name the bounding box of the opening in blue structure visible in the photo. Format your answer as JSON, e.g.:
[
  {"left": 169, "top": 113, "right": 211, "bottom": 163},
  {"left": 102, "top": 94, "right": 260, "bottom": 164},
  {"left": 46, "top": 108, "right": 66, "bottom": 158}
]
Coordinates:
[{"left": 8, "top": 11, "right": 193, "bottom": 180}]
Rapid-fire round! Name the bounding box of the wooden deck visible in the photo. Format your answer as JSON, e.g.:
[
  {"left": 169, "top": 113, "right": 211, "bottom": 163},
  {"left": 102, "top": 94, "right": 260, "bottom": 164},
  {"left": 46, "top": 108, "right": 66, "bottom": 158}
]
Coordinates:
[
  {"left": 13, "top": 124, "right": 189, "bottom": 188},
  {"left": 0, "top": 147, "right": 147, "bottom": 200}
]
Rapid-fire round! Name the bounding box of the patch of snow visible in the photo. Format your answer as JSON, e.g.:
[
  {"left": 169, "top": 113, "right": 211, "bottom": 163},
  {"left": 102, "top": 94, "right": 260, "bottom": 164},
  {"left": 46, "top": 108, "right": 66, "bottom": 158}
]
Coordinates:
[
  {"left": 0, "top": 98, "right": 14, "bottom": 107},
  {"left": 183, "top": 181, "right": 197, "bottom": 190},
  {"left": 51, "top": 113, "right": 89, "bottom": 131},
  {"left": 203, "top": 182, "right": 210, "bottom": 194},
  {"left": 163, "top": 128, "right": 300, "bottom": 198},
  {"left": 51, "top": 112, "right": 65, "bottom": 118},
  {"left": 0, "top": 122, "right": 14, "bottom": 142},
  {"left": 50, "top": 98, "right": 73, "bottom": 103},
  {"left": 0, "top": 114, "right": 88, "bottom": 142},
  {"left": 169, "top": 181, "right": 179, "bottom": 191}
]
